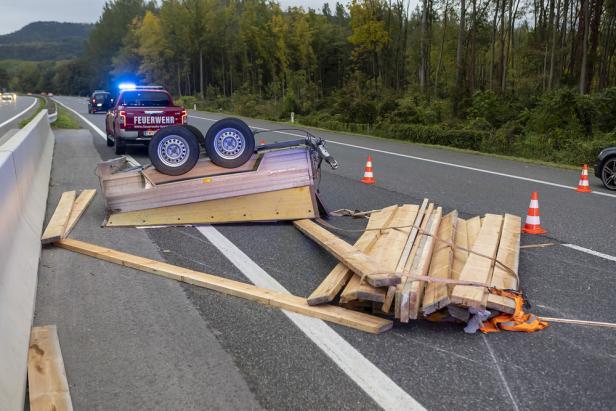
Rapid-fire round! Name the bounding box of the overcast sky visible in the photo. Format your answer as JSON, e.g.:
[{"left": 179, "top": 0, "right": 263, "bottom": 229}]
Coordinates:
[{"left": 0, "top": 0, "right": 358, "bottom": 35}]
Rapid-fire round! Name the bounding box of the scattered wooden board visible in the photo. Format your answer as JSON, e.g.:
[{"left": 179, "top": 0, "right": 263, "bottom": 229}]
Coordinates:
[
  {"left": 450, "top": 214, "right": 504, "bottom": 308},
  {"left": 28, "top": 325, "right": 73, "bottom": 411},
  {"left": 64, "top": 189, "right": 96, "bottom": 237},
  {"left": 422, "top": 210, "right": 457, "bottom": 315},
  {"left": 487, "top": 214, "right": 521, "bottom": 313},
  {"left": 293, "top": 219, "right": 401, "bottom": 287},
  {"left": 466, "top": 216, "right": 481, "bottom": 248},
  {"left": 451, "top": 218, "right": 468, "bottom": 285},
  {"left": 56, "top": 239, "right": 392, "bottom": 334},
  {"left": 309, "top": 206, "right": 398, "bottom": 305},
  {"left": 41, "top": 191, "right": 76, "bottom": 244}
]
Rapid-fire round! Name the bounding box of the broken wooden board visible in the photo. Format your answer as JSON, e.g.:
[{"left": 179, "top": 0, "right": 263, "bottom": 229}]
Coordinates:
[
  {"left": 450, "top": 214, "right": 504, "bottom": 308},
  {"left": 64, "top": 189, "right": 96, "bottom": 237},
  {"left": 56, "top": 239, "right": 392, "bottom": 334},
  {"left": 28, "top": 325, "right": 73, "bottom": 411},
  {"left": 293, "top": 219, "right": 401, "bottom": 287},
  {"left": 403, "top": 207, "right": 443, "bottom": 321},
  {"left": 487, "top": 214, "right": 521, "bottom": 313},
  {"left": 41, "top": 191, "right": 76, "bottom": 244},
  {"left": 99, "top": 148, "right": 315, "bottom": 213},
  {"left": 382, "top": 199, "right": 429, "bottom": 313},
  {"left": 340, "top": 204, "right": 419, "bottom": 304},
  {"left": 308, "top": 205, "right": 398, "bottom": 305},
  {"left": 422, "top": 210, "right": 457, "bottom": 315},
  {"left": 106, "top": 186, "right": 318, "bottom": 227}
]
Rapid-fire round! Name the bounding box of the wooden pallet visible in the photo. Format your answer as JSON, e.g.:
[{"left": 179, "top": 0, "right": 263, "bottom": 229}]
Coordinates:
[{"left": 97, "top": 147, "right": 320, "bottom": 226}]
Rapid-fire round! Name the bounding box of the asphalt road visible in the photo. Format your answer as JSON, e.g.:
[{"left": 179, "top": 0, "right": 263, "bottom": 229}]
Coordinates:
[
  {"left": 0, "top": 95, "right": 38, "bottom": 137},
  {"left": 38, "top": 95, "right": 616, "bottom": 410}
]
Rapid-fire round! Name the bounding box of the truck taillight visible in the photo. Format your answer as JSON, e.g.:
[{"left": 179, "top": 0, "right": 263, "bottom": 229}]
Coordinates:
[
  {"left": 119, "top": 110, "right": 126, "bottom": 128},
  {"left": 181, "top": 109, "right": 187, "bottom": 124}
]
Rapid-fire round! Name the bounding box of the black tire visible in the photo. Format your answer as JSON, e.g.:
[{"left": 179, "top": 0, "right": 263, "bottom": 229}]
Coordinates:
[
  {"left": 115, "top": 137, "right": 126, "bottom": 155},
  {"left": 106, "top": 134, "right": 114, "bottom": 147},
  {"left": 600, "top": 157, "right": 616, "bottom": 190},
  {"left": 148, "top": 125, "right": 200, "bottom": 176},
  {"left": 204, "top": 118, "right": 255, "bottom": 168},
  {"left": 183, "top": 124, "right": 205, "bottom": 146}
]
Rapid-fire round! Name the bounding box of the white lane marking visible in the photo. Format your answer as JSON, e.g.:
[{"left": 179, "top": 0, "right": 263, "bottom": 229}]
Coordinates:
[
  {"left": 54, "top": 98, "right": 140, "bottom": 167},
  {"left": 482, "top": 335, "right": 520, "bottom": 411},
  {"left": 197, "top": 225, "right": 424, "bottom": 411},
  {"left": 562, "top": 244, "right": 616, "bottom": 263},
  {"left": 189, "top": 114, "right": 616, "bottom": 199},
  {"left": 0, "top": 98, "right": 38, "bottom": 128}
]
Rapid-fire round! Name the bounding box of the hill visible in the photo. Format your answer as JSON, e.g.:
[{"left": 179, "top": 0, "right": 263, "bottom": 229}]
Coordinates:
[{"left": 0, "top": 22, "right": 93, "bottom": 61}]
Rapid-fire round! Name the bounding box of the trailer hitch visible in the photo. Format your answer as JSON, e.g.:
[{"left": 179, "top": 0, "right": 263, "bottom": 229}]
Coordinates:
[{"left": 254, "top": 129, "right": 339, "bottom": 170}]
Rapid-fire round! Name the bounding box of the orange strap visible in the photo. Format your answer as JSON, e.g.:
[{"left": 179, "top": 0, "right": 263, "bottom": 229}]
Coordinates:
[{"left": 481, "top": 290, "right": 549, "bottom": 333}]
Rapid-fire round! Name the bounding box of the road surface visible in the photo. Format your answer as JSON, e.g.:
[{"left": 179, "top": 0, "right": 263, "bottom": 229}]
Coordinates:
[
  {"left": 0, "top": 95, "right": 38, "bottom": 137},
  {"left": 34, "top": 95, "right": 616, "bottom": 410}
]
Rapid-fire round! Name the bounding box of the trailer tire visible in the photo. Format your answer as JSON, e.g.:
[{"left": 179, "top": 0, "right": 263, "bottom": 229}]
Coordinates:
[
  {"left": 204, "top": 118, "right": 255, "bottom": 168},
  {"left": 149, "top": 126, "right": 200, "bottom": 175},
  {"left": 115, "top": 137, "right": 126, "bottom": 155},
  {"left": 183, "top": 124, "right": 205, "bottom": 146}
]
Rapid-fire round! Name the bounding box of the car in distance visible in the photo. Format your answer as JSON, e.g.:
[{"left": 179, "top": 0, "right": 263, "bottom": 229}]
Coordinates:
[
  {"left": 105, "top": 86, "right": 186, "bottom": 155},
  {"left": 595, "top": 147, "right": 616, "bottom": 190},
  {"left": 2, "top": 92, "right": 14, "bottom": 101},
  {"left": 88, "top": 91, "right": 113, "bottom": 113}
]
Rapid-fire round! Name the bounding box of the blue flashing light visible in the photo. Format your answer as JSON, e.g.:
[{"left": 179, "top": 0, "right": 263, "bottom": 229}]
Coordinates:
[{"left": 118, "top": 82, "right": 137, "bottom": 90}]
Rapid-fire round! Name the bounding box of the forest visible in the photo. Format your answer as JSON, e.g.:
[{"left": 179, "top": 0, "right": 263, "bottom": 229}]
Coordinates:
[{"left": 2, "top": 0, "right": 616, "bottom": 165}]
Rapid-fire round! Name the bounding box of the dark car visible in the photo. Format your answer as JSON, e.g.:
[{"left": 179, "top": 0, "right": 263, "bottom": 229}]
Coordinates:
[
  {"left": 88, "top": 91, "right": 113, "bottom": 113},
  {"left": 595, "top": 147, "right": 616, "bottom": 190}
]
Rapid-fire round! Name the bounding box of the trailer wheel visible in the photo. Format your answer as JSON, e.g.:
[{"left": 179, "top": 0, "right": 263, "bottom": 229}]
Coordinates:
[
  {"left": 149, "top": 126, "right": 200, "bottom": 176},
  {"left": 183, "top": 124, "right": 205, "bottom": 146},
  {"left": 204, "top": 118, "right": 255, "bottom": 168}
]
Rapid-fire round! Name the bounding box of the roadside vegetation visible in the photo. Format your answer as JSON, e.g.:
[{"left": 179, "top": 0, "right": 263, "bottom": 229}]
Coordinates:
[
  {"left": 2, "top": 0, "right": 616, "bottom": 165},
  {"left": 51, "top": 105, "right": 81, "bottom": 129},
  {"left": 18, "top": 97, "right": 44, "bottom": 128}
]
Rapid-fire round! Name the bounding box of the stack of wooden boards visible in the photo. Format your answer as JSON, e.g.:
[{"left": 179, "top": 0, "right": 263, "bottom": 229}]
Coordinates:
[{"left": 294, "top": 199, "right": 522, "bottom": 325}]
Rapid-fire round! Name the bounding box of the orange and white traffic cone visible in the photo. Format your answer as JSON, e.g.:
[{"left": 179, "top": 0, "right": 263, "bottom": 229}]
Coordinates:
[
  {"left": 259, "top": 138, "right": 266, "bottom": 145},
  {"left": 361, "top": 155, "right": 376, "bottom": 184},
  {"left": 576, "top": 164, "right": 592, "bottom": 192},
  {"left": 522, "top": 192, "right": 547, "bottom": 234}
]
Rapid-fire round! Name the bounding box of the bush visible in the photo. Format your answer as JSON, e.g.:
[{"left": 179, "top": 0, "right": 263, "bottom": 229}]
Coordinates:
[{"left": 467, "top": 90, "right": 513, "bottom": 128}]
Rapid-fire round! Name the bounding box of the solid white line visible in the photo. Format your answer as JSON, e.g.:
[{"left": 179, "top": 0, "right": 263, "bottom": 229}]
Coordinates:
[
  {"left": 562, "top": 244, "right": 616, "bottom": 263},
  {"left": 482, "top": 335, "right": 520, "bottom": 411},
  {"left": 54, "top": 98, "right": 140, "bottom": 167},
  {"left": 188, "top": 114, "right": 616, "bottom": 199},
  {"left": 0, "top": 98, "right": 38, "bottom": 128},
  {"left": 197, "top": 225, "right": 425, "bottom": 411}
]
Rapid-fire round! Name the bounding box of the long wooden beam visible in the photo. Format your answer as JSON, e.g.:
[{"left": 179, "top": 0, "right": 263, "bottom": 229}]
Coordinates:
[
  {"left": 64, "top": 189, "right": 96, "bottom": 237},
  {"left": 293, "top": 219, "right": 401, "bottom": 287},
  {"left": 28, "top": 325, "right": 73, "bottom": 411},
  {"left": 56, "top": 239, "right": 392, "bottom": 334}
]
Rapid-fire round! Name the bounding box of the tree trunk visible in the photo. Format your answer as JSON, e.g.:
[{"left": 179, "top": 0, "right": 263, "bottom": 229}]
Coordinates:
[
  {"left": 490, "top": 0, "right": 499, "bottom": 89},
  {"left": 434, "top": 0, "right": 450, "bottom": 96},
  {"left": 419, "top": 0, "right": 430, "bottom": 94},
  {"left": 586, "top": 0, "right": 604, "bottom": 91},
  {"left": 549, "top": 0, "right": 562, "bottom": 89},
  {"left": 454, "top": 0, "right": 466, "bottom": 113},
  {"left": 580, "top": 0, "right": 591, "bottom": 93},
  {"left": 199, "top": 48, "right": 204, "bottom": 99},
  {"left": 499, "top": 0, "right": 506, "bottom": 92}
]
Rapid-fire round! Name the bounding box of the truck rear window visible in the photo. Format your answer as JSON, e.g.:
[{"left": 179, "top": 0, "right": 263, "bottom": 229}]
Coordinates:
[{"left": 121, "top": 91, "right": 171, "bottom": 107}]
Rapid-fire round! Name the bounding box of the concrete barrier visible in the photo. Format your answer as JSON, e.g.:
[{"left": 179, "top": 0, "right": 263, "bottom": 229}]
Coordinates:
[{"left": 0, "top": 110, "right": 55, "bottom": 410}]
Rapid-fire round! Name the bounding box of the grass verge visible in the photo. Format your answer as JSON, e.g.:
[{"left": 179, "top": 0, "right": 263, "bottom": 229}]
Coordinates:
[
  {"left": 52, "top": 105, "right": 80, "bottom": 129},
  {"left": 18, "top": 97, "right": 45, "bottom": 128}
]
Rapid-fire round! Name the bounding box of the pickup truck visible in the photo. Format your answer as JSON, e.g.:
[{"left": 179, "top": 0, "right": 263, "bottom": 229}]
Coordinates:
[{"left": 105, "top": 86, "right": 186, "bottom": 155}]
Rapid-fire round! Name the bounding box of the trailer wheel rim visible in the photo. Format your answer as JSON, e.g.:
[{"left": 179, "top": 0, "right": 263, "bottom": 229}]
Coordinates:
[
  {"left": 603, "top": 159, "right": 616, "bottom": 189},
  {"left": 214, "top": 128, "right": 245, "bottom": 160},
  {"left": 157, "top": 135, "right": 190, "bottom": 168}
]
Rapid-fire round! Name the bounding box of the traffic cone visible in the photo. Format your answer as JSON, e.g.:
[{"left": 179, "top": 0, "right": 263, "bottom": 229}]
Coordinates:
[
  {"left": 576, "top": 164, "right": 592, "bottom": 192},
  {"left": 259, "top": 138, "right": 266, "bottom": 145},
  {"left": 522, "top": 192, "right": 547, "bottom": 234},
  {"left": 361, "top": 155, "right": 376, "bottom": 184}
]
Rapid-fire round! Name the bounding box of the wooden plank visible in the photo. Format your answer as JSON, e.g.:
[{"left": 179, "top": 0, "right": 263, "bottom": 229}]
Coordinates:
[
  {"left": 56, "top": 239, "right": 392, "bottom": 334},
  {"left": 395, "top": 203, "right": 434, "bottom": 318},
  {"left": 41, "top": 191, "right": 76, "bottom": 244},
  {"left": 421, "top": 210, "right": 457, "bottom": 315},
  {"left": 487, "top": 214, "right": 521, "bottom": 313},
  {"left": 307, "top": 206, "right": 398, "bottom": 305},
  {"left": 341, "top": 204, "right": 419, "bottom": 304},
  {"left": 64, "top": 189, "right": 96, "bottom": 237},
  {"left": 28, "top": 325, "right": 73, "bottom": 411},
  {"left": 466, "top": 216, "right": 481, "bottom": 248},
  {"left": 402, "top": 207, "right": 443, "bottom": 321},
  {"left": 450, "top": 214, "right": 504, "bottom": 308},
  {"left": 451, "top": 217, "right": 468, "bottom": 287},
  {"left": 293, "top": 220, "right": 401, "bottom": 287},
  {"left": 381, "top": 199, "right": 429, "bottom": 313},
  {"left": 106, "top": 186, "right": 318, "bottom": 227}
]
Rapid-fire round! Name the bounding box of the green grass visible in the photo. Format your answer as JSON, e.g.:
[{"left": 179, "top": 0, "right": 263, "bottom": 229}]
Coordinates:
[
  {"left": 51, "top": 105, "right": 80, "bottom": 129},
  {"left": 18, "top": 97, "right": 45, "bottom": 128}
]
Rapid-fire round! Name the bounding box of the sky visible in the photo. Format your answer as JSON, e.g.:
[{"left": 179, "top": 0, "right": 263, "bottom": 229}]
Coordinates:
[{"left": 0, "top": 0, "right": 351, "bottom": 35}]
